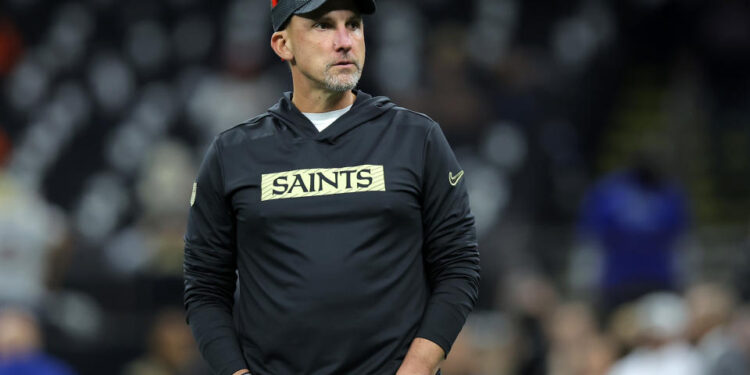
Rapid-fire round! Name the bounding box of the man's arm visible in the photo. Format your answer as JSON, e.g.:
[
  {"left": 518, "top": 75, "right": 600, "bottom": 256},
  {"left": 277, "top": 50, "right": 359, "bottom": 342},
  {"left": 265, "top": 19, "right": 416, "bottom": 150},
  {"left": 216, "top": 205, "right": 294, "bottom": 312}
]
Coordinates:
[
  {"left": 400, "top": 122, "right": 480, "bottom": 373},
  {"left": 396, "top": 338, "right": 444, "bottom": 375},
  {"left": 184, "top": 138, "right": 248, "bottom": 375}
]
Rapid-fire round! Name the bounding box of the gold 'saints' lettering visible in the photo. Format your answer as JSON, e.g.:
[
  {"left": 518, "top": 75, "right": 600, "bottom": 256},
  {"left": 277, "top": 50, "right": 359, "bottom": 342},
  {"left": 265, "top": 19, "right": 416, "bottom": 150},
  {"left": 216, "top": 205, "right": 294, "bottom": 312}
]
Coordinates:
[{"left": 261, "top": 165, "right": 386, "bottom": 201}]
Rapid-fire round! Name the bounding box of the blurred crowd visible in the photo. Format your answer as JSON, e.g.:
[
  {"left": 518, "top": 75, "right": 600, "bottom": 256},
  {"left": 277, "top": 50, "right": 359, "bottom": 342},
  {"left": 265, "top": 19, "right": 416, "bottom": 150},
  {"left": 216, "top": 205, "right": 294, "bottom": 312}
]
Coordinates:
[
  {"left": 443, "top": 278, "right": 750, "bottom": 375},
  {"left": 1, "top": 0, "right": 750, "bottom": 374}
]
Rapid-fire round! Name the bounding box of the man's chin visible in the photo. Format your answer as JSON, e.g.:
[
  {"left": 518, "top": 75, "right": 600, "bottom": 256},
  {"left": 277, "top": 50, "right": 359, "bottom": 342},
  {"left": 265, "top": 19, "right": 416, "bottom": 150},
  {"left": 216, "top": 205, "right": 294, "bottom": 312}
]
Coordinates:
[
  {"left": 325, "top": 83, "right": 358, "bottom": 92},
  {"left": 324, "top": 74, "right": 361, "bottom": 92}
]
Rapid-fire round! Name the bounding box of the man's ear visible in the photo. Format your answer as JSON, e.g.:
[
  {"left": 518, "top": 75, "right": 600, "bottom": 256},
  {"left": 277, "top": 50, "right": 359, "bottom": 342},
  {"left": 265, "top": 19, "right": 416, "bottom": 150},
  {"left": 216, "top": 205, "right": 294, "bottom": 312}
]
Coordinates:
[{"left": 270, "top": 31, "right": 294, "bottom": 62}]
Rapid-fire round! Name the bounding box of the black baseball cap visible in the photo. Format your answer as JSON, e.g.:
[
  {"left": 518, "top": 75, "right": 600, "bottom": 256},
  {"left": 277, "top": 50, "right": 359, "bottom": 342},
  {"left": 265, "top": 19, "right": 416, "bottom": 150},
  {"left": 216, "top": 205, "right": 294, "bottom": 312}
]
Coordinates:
[{"left": 271, "top": 0, "right": 376, "bottom": 32}]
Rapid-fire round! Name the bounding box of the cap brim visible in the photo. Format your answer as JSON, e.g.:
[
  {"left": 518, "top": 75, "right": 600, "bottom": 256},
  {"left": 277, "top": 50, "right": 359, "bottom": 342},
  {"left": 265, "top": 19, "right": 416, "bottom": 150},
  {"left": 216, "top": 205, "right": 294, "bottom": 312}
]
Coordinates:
[{"left": 295, "top": 0, "right": 376, "bottom": 16}]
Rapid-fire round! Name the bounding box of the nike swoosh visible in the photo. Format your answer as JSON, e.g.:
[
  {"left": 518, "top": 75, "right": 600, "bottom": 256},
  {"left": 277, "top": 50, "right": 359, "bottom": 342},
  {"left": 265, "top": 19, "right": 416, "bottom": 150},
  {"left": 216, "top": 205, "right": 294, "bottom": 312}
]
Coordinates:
[
  {"left": 449, "top": 170, "right": 464, "bottom": 186},
  {"left": 190, "top": 182, "right": 197, "bottom": 206}
]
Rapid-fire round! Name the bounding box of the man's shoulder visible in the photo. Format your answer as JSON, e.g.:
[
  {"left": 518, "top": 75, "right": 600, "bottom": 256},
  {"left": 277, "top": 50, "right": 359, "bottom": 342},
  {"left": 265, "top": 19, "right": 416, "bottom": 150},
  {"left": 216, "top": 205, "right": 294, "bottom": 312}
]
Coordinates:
[
  {"left": 385, "top": 104, "right": 439, "bottom": 132},
  {"left": 214, "top": 112, "right": 277, "bottom": 146}
]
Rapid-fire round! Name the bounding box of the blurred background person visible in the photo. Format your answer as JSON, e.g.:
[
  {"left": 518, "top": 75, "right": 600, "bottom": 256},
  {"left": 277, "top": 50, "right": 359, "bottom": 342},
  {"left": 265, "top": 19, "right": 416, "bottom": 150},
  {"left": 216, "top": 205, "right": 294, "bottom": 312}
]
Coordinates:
[
  {"left": 503, "top": 272, "right": 559, "bottom": 375},
  {"left": 685, "top": 282, "right": 738, "bottom": 374},
  {"left": 607, "top": 292, "right": 704, "bottom": 375},
  {"left": 545, "top": 302, "right": 617, "bottom": 375},
  {"left": 104, "top": 140, "right": 195, "bottom": 277},
  {"left": 708, "top": 305, "right": 750, "bottom": 375},
  {"left": 575, "top": 155, "right": 689, "bottom": 315},
  {"left": 0, "top": 308, "right": 75, "bottom": 375},
  {"left": 0, "top": 128, "right": 72, "bottom": 312},
  {"left": 441, "top": 312, "right": 516, "bottom": 375},
  {"left": 122, "top": 308, "right": 208, "bottom": 375}
]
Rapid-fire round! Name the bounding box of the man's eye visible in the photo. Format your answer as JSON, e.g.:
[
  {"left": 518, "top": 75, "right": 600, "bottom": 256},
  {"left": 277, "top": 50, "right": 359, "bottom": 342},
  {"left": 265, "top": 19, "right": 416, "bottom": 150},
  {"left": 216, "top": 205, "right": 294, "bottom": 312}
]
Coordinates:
[
  {"left": 348, "top": 21, "right": 361, "bottom": 29},
  {"left": 313, "top": 22, "right": 331, "bottom": 29}
]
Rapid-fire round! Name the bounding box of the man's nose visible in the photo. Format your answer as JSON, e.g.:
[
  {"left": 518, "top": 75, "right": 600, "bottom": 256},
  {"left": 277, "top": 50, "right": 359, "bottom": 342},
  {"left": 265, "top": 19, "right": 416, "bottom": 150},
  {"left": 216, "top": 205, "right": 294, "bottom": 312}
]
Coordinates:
[{"left": 333, "top": 25, "right": 353, "bottom": 52}]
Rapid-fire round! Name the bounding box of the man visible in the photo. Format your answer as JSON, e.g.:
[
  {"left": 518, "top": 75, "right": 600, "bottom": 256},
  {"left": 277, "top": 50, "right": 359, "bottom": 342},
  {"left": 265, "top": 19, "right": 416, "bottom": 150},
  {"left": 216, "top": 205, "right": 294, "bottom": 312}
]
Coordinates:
[{"left": 183, "top": 0, "right": 480, "bottom": 374}]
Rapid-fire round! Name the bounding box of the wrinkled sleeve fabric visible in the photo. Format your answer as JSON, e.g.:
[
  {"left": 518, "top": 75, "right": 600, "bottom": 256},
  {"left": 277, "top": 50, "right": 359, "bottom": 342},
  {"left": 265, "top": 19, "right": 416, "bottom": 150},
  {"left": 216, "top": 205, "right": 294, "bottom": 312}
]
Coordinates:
[
  {"left": 183, "top": 138, "right": 247, "bottom": 375},
  {"left": 416, "top": 122, "right": 481, "bottom": 356}
]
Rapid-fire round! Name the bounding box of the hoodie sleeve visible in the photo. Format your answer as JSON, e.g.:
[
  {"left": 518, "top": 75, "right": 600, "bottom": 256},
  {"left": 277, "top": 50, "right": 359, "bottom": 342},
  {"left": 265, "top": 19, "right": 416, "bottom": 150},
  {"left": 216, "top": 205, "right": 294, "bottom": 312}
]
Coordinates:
[
  {"left": 183, "top": 138, "right": 247, "bottom": 375},
  {"left": 415, "top": 123, "right": 481, "bottom": 356}
]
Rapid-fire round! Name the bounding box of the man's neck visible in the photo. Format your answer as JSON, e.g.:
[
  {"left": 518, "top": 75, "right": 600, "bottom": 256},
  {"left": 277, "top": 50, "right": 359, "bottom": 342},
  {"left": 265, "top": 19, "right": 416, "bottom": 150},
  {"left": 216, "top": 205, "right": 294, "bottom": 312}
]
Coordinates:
[{"left": 291, "top": 84, "right": 356, "bottom": 113}]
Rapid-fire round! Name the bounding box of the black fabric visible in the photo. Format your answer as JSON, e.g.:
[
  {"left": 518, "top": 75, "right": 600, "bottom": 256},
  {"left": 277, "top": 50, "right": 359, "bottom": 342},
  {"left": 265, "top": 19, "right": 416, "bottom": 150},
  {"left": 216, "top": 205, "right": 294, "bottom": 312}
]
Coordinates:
[
  {"left": 184, "top": 90, "right": 480, "bottom": 375},
  {"left": 271, "top": 0, "right": 376, "bottom": 31}
]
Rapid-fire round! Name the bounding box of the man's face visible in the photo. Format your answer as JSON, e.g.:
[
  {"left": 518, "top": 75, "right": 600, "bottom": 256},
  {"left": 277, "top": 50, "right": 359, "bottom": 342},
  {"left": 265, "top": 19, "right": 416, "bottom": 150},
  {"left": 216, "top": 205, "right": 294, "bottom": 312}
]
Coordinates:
[{"left": 285, "top": 0, "right": 365, "bottom": 92}]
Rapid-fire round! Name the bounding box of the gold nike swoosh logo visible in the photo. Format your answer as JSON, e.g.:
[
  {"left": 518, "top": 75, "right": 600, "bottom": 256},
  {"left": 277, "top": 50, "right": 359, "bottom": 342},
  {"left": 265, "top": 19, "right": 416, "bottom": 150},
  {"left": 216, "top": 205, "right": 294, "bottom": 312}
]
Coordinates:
[{"left": 449, "top": 170, "right": 464, "bottom": 186}]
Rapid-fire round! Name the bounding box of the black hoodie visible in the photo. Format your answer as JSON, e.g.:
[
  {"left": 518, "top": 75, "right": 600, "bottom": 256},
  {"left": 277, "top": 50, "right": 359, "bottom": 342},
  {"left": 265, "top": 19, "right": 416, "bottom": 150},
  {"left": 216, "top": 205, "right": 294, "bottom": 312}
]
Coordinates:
[{"left": 184, "top": 90, "right": 480, "bottom": 375}]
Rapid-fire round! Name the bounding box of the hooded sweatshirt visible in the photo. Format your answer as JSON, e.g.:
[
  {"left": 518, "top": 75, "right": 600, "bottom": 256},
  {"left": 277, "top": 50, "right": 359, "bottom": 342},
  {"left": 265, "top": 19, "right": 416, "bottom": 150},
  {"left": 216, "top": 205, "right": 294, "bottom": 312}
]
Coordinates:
[{"left": 183, "top": 90, "right": 480, "bottom": 375}]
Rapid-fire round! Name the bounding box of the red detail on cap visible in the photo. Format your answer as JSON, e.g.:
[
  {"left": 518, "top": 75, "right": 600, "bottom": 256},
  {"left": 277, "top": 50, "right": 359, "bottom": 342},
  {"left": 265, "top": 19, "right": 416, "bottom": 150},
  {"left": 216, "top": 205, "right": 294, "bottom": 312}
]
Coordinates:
[{"left": 271, "top": 0, "right": 279, "bottom": 8}]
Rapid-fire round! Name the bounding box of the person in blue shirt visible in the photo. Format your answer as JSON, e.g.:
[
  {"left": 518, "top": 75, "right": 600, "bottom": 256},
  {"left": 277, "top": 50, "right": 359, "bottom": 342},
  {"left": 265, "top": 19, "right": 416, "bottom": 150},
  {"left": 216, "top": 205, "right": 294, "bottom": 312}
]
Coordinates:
[
  {"left": 0, "top": 308, "right": 75, "bottom": 375},
  {"left": 579, "top": 160, "right": 689, "bottom": 314}
]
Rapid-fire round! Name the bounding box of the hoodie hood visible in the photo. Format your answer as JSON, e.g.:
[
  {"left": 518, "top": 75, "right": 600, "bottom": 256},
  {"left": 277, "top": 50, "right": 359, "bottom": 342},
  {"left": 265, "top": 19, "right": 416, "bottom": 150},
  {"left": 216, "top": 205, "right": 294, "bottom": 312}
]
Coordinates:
[{"left": 267, "top": 90, "right": 395, "bottom": 143}]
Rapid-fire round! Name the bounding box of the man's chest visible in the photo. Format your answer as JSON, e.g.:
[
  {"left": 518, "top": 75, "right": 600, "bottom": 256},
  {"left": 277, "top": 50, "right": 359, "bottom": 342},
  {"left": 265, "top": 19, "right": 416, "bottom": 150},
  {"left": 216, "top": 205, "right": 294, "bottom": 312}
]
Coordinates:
[{"left": 221, "top": 132, "right": 425, "bottom": 224}]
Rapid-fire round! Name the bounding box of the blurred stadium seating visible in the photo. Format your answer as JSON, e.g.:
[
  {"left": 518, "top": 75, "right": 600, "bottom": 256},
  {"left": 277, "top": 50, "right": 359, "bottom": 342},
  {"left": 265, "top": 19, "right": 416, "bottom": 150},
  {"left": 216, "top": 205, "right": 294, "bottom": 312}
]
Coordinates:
[{"left": 1, "top": 0, "right": 749, "bottom": 374}]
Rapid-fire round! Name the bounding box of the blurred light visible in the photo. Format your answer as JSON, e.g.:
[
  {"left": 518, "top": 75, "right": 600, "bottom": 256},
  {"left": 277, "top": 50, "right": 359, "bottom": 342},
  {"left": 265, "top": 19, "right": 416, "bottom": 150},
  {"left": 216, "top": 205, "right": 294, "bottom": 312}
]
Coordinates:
[
  {"left": 374, "top": 1, "right": 423, "bottom": 93},
  {"left": 136, "top": 139, "right": 195, "bottom": 218},
  {"left": 7, "top": 138, "right": 45, "bottom": 190},
  {"left": 31, "top": 44, "right": 60, "bottom": 74},
  {"left": 186, "top": 72, "right": 282, "bottom": 137},
  {"left": 74, "top": 172, "right": 130, "bottom": 244},
  {"left": 88, "top": 51, "right": 136, "bottom": 113},
  {"left": 106, "top": 82, "right": 176, "bottom": 174},
  {"left": 106, "top": 83, "right": 174, "bottom": 175},
  {"left": 553, "top": 17, "right": 598, "bottom": 66},
  {"left": 467, "top": 0, "right": 518, "bottom": 68},
  {"left": 173, "top": 14, "right": 214, "bottom": 62},
  {"left": 223, "top": 0, "right": 270, "bottom": 72},
  {"left": 8, "top": 80, "right": 90, "bottom": 188},
  {"left": 176, "top": 65, "right": 210, "bottom": 103},
  {"left": 6, "top": 56, "right": 50, "bottom": 112},
  {"left": 0, "top": 179, "right": 66, "bottom": 307},
  {"left": 225, "top": 0, "right": 267, "bottom": 44},
  {"left": 106, "top": 121, "right": 152, "bottom": 174},
  {"left": 44, "top": 291, "right": 103, "bottom": 341},
  {"left": 467, "top": 311, "right": 513, "bottom": 347},
  {"left": 482, "top": 122, "right": 527, "bottom": 172},
  {"left": 459, "top": 152, "right": 509, "bottom": 237},
  {"left": 47, "top": 2, "right": 94, "bottom": 70},
  {"left": 582, "top": 1, "right": 615, "bottom": 46},
  {"left": 637, "top": 292, "right": 689, "bottom": 339},
  {"left": 8, "top": 140, "right": 50, "bottom": 190},
  {"left": 104, "top": 227, "right": 151, "bottom": 275},
  {"left": 126, "top": 20, "right": 170, "bottom": 74},
  {"left": 133, "top": 82, "right": 176, "bottom": 133},
  {"left": 552, "top": 2, "right": 614, "bottom": 68},
  {"left": 52, "top": 81, "right": 93, "bottom": 126}
]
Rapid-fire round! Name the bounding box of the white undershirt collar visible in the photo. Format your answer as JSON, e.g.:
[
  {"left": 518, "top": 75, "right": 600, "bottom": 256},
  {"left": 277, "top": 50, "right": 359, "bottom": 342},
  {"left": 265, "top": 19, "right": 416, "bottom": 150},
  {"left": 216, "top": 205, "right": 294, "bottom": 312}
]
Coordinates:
[{"left": 302, "top": 105, "right": 353, "bottom": 132}]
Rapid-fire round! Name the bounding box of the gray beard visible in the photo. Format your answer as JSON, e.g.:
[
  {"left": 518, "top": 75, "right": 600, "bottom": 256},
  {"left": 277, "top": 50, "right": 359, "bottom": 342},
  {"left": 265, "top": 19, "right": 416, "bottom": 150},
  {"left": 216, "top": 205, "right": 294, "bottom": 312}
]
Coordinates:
[{"left": 322, "top": 64, "right": 362, "bottom": 92}]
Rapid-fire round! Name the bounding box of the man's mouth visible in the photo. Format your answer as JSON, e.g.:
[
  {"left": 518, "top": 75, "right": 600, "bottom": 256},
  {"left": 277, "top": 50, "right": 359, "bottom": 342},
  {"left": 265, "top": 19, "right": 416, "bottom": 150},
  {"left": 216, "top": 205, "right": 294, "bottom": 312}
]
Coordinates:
[{"left": 332, "top": 60, "right": 356, "bottom": 68}]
